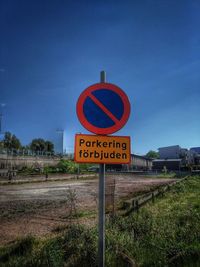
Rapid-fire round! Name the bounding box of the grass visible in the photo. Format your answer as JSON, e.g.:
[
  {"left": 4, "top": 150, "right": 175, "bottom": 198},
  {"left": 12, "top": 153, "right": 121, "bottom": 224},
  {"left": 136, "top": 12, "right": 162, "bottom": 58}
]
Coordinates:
[
  {"left": 0, "top": 175, "right": 200, "bottom": 266},
  {"left": 60, "top": 210, "right": 97, "bottom": 221},
  {"left": 155, "top": 172, "right": 177, "bottom": 178},
  {"left": 0, "top": 227, "right": 97, "bottom": 267},
  {"left": 106, "top": 175, "right": 200, "bottom": 266}
]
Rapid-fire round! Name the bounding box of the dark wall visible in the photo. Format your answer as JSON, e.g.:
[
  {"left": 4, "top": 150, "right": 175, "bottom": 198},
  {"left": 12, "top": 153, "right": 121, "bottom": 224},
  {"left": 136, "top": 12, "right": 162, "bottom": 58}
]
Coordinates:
[{"left": 152, "top": 160, "right": 181, "bottom": 171}]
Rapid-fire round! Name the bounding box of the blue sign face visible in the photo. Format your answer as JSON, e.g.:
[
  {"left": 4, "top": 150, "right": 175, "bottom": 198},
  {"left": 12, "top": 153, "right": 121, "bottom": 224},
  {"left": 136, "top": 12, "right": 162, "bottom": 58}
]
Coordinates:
[
  {"left": 76, "top": 82, "right": 130, "bottom": 135},
  {"left": 83, "top": 89, "right": 124, "bottom": 128}
]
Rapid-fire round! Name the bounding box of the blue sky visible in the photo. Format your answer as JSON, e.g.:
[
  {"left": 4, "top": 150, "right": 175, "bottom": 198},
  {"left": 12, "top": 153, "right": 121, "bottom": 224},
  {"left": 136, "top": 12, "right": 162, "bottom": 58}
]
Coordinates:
[{"left": 0, "top": 0, "right": 200, "bottom": 154}]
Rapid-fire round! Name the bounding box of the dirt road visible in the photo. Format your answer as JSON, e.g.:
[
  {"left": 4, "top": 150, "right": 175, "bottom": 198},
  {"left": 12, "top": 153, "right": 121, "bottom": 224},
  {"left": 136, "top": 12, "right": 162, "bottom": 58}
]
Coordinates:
[
  {"left": 0, "top": 174, "right": 177, "bottom": 245},
  {"left": 0, "top": 180, "right": 97, "bottom": 203}
]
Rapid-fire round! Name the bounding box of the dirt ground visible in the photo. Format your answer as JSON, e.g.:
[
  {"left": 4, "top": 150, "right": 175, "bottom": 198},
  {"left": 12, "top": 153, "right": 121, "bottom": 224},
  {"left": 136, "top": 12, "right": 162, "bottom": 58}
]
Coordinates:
[{"left": 0, "top": 174, "right": 177, "bottom": 245}]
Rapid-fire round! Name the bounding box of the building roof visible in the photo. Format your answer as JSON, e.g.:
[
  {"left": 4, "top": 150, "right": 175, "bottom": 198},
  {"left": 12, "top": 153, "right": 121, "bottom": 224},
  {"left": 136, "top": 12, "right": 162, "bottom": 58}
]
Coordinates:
[
  {"left": 158, "top": 145, "right": 180, "bottom": 150},
  {"left": 131, "top": 154, "right": 152, "bottom": 161}
]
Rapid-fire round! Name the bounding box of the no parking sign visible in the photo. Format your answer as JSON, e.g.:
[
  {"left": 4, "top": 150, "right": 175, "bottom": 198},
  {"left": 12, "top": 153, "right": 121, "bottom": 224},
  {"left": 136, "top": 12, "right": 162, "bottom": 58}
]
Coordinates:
[
  {"left": 74, "top": 73, "right": 131, "bottom": 267},
  {"left": 75, "top": 82, "right": 131, "bottom": 164},
  {"left": 76, "top": 83, "right": 130, "bottom": 135}
]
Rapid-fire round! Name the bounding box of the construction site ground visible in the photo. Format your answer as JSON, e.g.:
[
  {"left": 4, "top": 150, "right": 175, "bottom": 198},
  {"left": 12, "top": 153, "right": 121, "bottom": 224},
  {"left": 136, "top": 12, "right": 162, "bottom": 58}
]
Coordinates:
[{"left": 0, "top": 173, "right": 177, "bottom": 245}]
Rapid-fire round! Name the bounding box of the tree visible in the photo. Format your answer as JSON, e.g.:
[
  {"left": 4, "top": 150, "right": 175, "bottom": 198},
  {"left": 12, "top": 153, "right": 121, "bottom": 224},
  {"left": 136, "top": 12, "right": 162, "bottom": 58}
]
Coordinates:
[
  {"left": 45, "top": 141, "right": 54, "bottom": 153},
  {"left": 0, "top": 141, "right": 3, "bottom": 150},
  {"left": 0, "top": 134, "right": 4, "bottom": 150},
  {"left": 11, "top": 134, "right": 21, "bottom": 150},
  {"left": 30, "top": 138, "right": 45, "bottom": 154},
  {"left": 30, "top": 138, "right": 54, "bottom": 154},
  {"left": 3, "top": 132, "right": 21, "bottom": 151},
  {"left": 3, "top": 132, "right": 12, "bottom": 150},
  {"left": 19, "top": 145, "right": 32, "bottom": 155},
  {"left": 145, "top": 150, "right": 159, "bottom": 159}
]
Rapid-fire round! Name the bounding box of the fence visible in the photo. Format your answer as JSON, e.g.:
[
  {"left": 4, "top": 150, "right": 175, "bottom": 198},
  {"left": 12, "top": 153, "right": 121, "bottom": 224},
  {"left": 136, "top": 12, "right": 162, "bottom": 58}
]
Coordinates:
[{"left": 122, "top": 179, "right": 185, "bottom": 215}]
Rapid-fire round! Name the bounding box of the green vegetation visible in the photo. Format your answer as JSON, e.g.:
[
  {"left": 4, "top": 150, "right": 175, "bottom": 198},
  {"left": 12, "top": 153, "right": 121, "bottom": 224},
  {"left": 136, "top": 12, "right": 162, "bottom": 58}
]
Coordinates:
[
  {"left": 0, "top": 131, "right": 54, "bottom": 155},
  {"left": 57, "top": 159, "right": 78, "bottom": 173},
  {"left": 47, "top": 160, "right": 93, "bottom": 174},
  {"left": 30, "top": 138, "right": 54, "bottom": 154},
  {"left": 1, "top": 132, "right": 21, "bottom": 152},
  {"left": 145, "top": 150, "right": 159, "bottom": 159},
  {"left": 156, "top": 172, "right": 177, "bottom": 179},
  {"left": 16, "top": 160, "right": 94, "bottom": 176},
  {"left": 1, "top": 176, "right": 200, "bottom": 267},
  {"left": 0, "top": 227, "right": 97, "bottom": 267},
  {"left": 106, "top": 176, "right": 200, "bottom": 266},
  {"left": 51, "top": 160, "right": 94, "bottom": 174}
]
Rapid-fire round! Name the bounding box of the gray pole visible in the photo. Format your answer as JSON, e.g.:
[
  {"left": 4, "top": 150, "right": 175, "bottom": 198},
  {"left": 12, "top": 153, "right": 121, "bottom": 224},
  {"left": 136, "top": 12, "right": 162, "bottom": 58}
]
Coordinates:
[{"left": 98, "top": 71, "right": 106, "bottom": 267}]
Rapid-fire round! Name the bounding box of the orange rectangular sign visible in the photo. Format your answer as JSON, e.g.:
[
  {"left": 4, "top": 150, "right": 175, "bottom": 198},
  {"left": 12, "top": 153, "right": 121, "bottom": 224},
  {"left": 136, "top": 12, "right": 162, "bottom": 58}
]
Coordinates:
[{"left": 74, "top": 134, "right": 131, "bottom": 164}]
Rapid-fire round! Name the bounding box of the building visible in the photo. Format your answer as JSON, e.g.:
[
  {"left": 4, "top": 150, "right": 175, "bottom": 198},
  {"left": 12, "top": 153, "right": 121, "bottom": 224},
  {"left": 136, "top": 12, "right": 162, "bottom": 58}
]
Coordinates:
[
  {"left": 105, "top": 154, "right": 153, "bottom": 172},
  {"left": 153, "top": 145, "right": 200, "bottom": 171},
  {"left": 190, "top": 147, "right": 200, "bottom": 166},
  {"left": 129, "top": 154, "right": 152, "bottom": 170},
  {"left": 153, "top": 145, "right": 185, "bottom": 171},
  {"left": 190, "top": 147, "right": 200, "bottom": 154},
  {"left": 158, "top": 145, "right": 185, "bottom": 159},
  {"left": 153, "top": 159, "right": 182, "bottom": 171}
]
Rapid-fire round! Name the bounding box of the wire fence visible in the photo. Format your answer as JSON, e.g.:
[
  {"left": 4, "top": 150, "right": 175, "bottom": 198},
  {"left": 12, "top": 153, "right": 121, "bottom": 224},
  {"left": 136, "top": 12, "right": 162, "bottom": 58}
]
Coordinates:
[{"left": 105, "top": 176, "right": 116, "bottom": 215}]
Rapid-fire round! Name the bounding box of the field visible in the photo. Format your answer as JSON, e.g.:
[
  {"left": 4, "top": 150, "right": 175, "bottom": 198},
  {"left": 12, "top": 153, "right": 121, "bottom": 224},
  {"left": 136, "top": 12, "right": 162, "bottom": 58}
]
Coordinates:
[
  {"left": 0, "top": 174, "right": 200, "bottom": 266},
  {"left": 0, "top": 174, "right": 176, "bottom": 245}
]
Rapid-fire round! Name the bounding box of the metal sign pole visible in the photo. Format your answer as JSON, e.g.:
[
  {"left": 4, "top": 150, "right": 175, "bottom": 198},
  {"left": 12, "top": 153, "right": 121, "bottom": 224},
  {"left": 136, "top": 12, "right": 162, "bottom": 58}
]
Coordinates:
[
  {"left": 98, "top": 71, "right": 106, "bottom": 267},
  {"left": 75, "top": 71, "right": 131, "bottom": 266}
]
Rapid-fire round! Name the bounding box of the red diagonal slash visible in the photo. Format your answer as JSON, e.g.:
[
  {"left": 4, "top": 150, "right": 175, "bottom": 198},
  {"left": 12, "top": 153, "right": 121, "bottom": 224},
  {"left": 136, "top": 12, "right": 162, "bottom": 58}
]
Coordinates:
[{"left": 88, "top": 92, "right": 120, "bottom": 124}]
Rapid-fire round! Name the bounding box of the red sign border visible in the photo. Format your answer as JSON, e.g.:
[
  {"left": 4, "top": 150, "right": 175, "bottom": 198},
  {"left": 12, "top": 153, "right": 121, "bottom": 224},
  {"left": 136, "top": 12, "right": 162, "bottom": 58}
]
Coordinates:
[
  {"left": 74, "top": 133, "right": 131, "bottom": 164},
  {"left": 76, "top": 83, "right": 131, "bottom": 135}
]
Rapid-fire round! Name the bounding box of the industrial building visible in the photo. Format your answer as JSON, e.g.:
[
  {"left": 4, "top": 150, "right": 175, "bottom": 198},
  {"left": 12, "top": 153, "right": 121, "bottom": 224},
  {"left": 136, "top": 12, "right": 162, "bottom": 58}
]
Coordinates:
[
  {"left": 153, "top": 145, "right": 200, "bottom": 171},
  {"left": 129, "top": 154, "right": 152, "bottom": 170},
  {"left": 158, "top": 145, "right": 185, "bottom": 159},
  {"left": 107, "top": 154, "right": 153, "bottom": 172},
  {"left": 153, "top": 159, "right": 182, "bottom": 171},
  {"left": 190, "top": 147, "right": 200, "bottom": 154}
]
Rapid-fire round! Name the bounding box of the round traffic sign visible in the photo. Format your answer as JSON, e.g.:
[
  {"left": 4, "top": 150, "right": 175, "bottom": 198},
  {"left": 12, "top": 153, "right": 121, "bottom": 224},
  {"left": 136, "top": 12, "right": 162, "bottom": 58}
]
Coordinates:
[{"left": 76, "top": 83, "right": 130, "bottom": 135}]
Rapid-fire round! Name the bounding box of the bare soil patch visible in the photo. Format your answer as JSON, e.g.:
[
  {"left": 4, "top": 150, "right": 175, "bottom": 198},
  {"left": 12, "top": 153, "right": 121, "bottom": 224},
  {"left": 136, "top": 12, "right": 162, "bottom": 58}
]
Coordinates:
[{"left": 0, "top": 174, "right": 177, "bottom": 245}]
